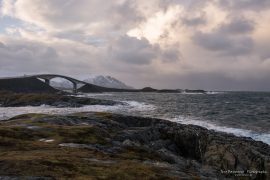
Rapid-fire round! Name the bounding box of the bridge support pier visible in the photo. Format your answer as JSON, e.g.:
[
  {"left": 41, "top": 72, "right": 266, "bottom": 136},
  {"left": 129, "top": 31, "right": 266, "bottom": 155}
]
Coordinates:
[
  {"left": 33, "top": 74, "right": 84, "bottom": 94},
  {"left": 44, "top": 79, "right": 50, "bottom": 85},
  {"left": 73, "top": 83, "right": 77, "bottom": 94}
]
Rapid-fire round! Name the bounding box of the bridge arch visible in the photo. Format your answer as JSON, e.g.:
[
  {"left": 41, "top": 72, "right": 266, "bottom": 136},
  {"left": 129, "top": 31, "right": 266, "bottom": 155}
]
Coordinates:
[{"left": 29, "top": 74, "right": 87, "bottom": 93}]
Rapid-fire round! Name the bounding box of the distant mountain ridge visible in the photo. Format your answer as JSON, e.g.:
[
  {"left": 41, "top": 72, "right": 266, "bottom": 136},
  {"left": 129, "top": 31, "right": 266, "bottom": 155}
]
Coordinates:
[
  {"left": 50, "top": 75, "right": 133, "bottom": 90},
  {"left": 83, "top": 75, "right": 134, "bottom": 89},
  {"left": 50, "top": 80, "right": 73, "bottom": 89}
]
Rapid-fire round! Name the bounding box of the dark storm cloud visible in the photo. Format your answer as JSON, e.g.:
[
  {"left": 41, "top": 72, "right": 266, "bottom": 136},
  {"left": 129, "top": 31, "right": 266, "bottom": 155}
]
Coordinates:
[
  {"left": 109, "top": 36, "right": 158, "bottom": 65},
  {"left": 192, "top": 18, "right": 255, "bottom": 56},
  {"left": 220, "top": 18, "right": 255, "bottom": 34},
  {"left": 0, "top": 40, "right": 61, "bottom": 72},
  {"left": 0, "top": 39, "right": 104, "bottom": 76},
  {"left": 147, "top": 72, "right": 270, "bottom": 91},
  {"left": 113, "top": 0, "right": 144, "bottom": 26},
  {"left": 182, "top": 17, "right": 206, "bottom": 26},
  {"left": 182, "top": 15, "right": 206, "bottom": 26},
  {"left": 160, "top": 47, "right": 181, "bottom": 63},
  {"left": 159, "top": 0, "right": 207, "bottom": 10},
  {"left": 193, "top": 31, "right": 254, "bottom": 56},
  {"left": 217, "top": 0, "right": 270, "bottom": 11},
  {"left": 109, "top": 35, "right": 181, "bottom": 64}
]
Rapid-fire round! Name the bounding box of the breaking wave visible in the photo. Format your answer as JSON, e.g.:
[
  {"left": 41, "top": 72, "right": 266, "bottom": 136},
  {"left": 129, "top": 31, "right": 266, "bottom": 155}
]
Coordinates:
[
  {"left": 169, "top": 116, "right": 270, "bottom": 145},
  {"left": 0, "top": 100, "right": 156, "bottom": 120}
]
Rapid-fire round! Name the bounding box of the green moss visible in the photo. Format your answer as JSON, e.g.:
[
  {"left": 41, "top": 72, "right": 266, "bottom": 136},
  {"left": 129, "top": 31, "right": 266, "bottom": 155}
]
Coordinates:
[
  {"left": 95, "top": 112, "right": 113, "bottom": 118},
  {"left": 8, "top": 113, "right": 47, "bottom": 121},
  {"left": 55, "top": 125, "right": 108, "bottom": 144},
  {"left": 0, "top": 91, "right": 118, "bottom": 107},
  {"left": 0, "top": 113, "right": 177, "bottom": 179}
]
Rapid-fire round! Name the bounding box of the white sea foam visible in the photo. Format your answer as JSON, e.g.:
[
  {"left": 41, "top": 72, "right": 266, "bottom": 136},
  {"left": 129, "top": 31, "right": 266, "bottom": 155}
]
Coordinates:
[
  {"left": 206, "top": 91, "right": 225, "bottom": 95},
  {"left": 181, "top": 92, "right": 204, "bottom": 95},
  {"left": 0, "top": 100, "right": 155, "bottom": 120},
  {"left": 82, "top": 93, "right": 114, "bottom": 97},
  {"left": 122, "top": 101, "right": 156, "bottom": 111},
  {"left": 0, "top": 98, "right": 268, "bottom": 145},
  {"left": 69, "top": 93, "right": 113, "bottom": 98},
  {"left": 181, "top": 91, "right": 225, "bottom": 95},
  {"left": 169, "top": 116, "right": 270, "bottom": 145},
  {"left": 0, "top": 104, "right": 123, "bottom": 120}
]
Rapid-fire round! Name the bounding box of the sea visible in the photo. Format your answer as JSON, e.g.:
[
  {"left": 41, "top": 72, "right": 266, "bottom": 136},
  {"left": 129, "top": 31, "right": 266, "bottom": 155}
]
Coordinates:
[{"left": 0, "top": 91, "right": 270, "bottom": 145}]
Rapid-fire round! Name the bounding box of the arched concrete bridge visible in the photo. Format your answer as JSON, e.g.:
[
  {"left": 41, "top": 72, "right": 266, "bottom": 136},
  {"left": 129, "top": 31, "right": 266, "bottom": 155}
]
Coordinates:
[{"left": 27, "top": 74, "right": 88, "bottom": 93}]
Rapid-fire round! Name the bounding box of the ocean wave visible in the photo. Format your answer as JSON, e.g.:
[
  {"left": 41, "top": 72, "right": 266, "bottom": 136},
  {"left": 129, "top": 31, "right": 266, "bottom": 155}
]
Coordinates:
[
  {"left": 70, "top": 93, "right": 114, "bottom": 98},
  {"left": 0, "top": 100, "right": 156, "bottom": 120},
  {"left": 0, "top": 104, "right": 124, "bottom": 120},
  {"left": 181, "top": 91, "right": 225, "bottom": 95},
  {"left": 181, "top": 92, "right": 205, "bottom": 95},
  {"left": 169, "top": 116, "right": 270, "bottom": 145},
  {"left": 84, "top": 93, "right": 114, "bottom": 97},
  {"left": 1, "top": 100, "right": 268, "bottom": 146},
  {"left": 122, "top": 100, "right": 156, "bottom": 111},
  {"left": 206, "top": 91, "right": 225, "bottom": 95}
]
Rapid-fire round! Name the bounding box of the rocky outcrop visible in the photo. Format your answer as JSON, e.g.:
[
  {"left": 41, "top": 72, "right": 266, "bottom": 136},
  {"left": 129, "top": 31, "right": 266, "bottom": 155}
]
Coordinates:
[
  {"left": 79, "top": 85, "right": 181, "bottom": 93},
  {"left": 183, "top": 89, "right": 207, "bottom": 94},
  {"left": 78, "top": 83, "right": 138, "bottom": 93},
  {"left": 0, "top": 112, "right": 268, "bottom": 179},
  {"left": 0, "top": 91, "right": 120, "bottom": 107},
  {"left": 140, "top": 87, "right": 157, "bottom": 92},
  {"left": 0, "top": 77, "right": 58, "bottom": 93}
]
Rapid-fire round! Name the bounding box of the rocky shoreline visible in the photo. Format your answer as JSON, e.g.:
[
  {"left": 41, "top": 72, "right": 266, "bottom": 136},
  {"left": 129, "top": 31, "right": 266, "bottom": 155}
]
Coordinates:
[
  {"left": 0, "top": 91, "right": 121, "bottom": 107},
  {"left": 0, "top": 112, "right": 269, "bottom": 179}
]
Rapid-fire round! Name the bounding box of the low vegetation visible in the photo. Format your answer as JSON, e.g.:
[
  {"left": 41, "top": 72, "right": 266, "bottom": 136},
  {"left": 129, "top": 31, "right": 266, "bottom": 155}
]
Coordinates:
[
  {"left": 0, "top": 113, "right": 172, "bottom": 179},
  {"left": 0, "top": 91, "right": 119, "bottom": 107},
  {"left": 0, "top": 112, "right": 269, "bottom": 179}
]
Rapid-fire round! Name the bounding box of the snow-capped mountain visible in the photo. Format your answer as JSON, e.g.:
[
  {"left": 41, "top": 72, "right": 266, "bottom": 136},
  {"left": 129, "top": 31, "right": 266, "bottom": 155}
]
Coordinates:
[
  {"left": 50, "top": 79, "right": 73, "bottom": 89},
  {"left": 50, "top": 75, "right": 133, "bottom": 90},
  {"left": 83, "top": 75, "right": 134, "bottom": 89}
]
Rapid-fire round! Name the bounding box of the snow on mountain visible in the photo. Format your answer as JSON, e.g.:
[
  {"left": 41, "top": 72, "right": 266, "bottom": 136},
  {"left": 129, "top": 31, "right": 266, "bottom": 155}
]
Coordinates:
[
  {"left": 50, "top": 79, "right": 73, "bottom": 89},
  {"left": 50, "top": 75, "right": 134, "bottom": 90},
  {"left": 83, "top": 75, "right": 134, "bottom": 89}
]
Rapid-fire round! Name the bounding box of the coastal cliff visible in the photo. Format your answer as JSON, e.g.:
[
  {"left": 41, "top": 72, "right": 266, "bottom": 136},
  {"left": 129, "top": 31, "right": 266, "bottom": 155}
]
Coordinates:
[
  {"left": 0, "top": 112, "right": 269, "bottom": 179},
  {"left": 0, "top": 91, "right": 120, "bottom": 107}
]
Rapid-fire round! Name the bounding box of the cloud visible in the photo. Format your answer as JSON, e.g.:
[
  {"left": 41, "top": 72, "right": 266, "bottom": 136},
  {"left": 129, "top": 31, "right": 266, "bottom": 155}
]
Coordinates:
[
  {"left": 181, "top": 13, "right": 207, "bottom": 26},
  {"left": 0, "top": 0, "right": 270, "bottom": 90},
  {"left": 217, "top": 0, "right": 270, "bottom": 11},
  {"left": 182, "top": 16, "right": 206, "bottom": 26},
  {"left": 1, "top": 0, "right": 141, "bottom": 34},
  {"left": 0, "top": 0, "right": 15, "bottom": 16},
  {"left": 220, "top": 18, "right": 255, "bottom": 34},
  {"left": 108, "top": 35, "right": 182, "bottom": 65},
  {"left": 108, "top": 35, "right": 158, "bottom": 65},
  {"left": 0, "top": 40, "right": 58, "bottom": 72},
  {"left": 193, "top": 31, "right": 254, "bottom": 56},
  {"left": 160, "top": 46, "right": 182, "bottom": 63},
  {"left": 0, "top": 36, "right": 105, "bottom": 75},
  {"left": 192, "top": 17, "right": 255, "bottom": 56}
]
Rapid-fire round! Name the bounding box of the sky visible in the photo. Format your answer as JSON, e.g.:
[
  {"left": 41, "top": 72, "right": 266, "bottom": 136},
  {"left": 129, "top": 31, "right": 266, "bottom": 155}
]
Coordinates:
[{"left": 0, "top": 0, "right": 270, "bottom": 91}]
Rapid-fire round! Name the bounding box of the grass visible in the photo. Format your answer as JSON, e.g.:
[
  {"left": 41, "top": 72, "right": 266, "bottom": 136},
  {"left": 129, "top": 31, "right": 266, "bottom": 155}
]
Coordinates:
[
  {"left": 0, "top": 114, "right": 176, "bottom": 179},
  {"left": 0, "top": 91, "right": 60, "bottom": 105},
  {"left": 0, "top": 91, "right": 117, "bottom": 107}
]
